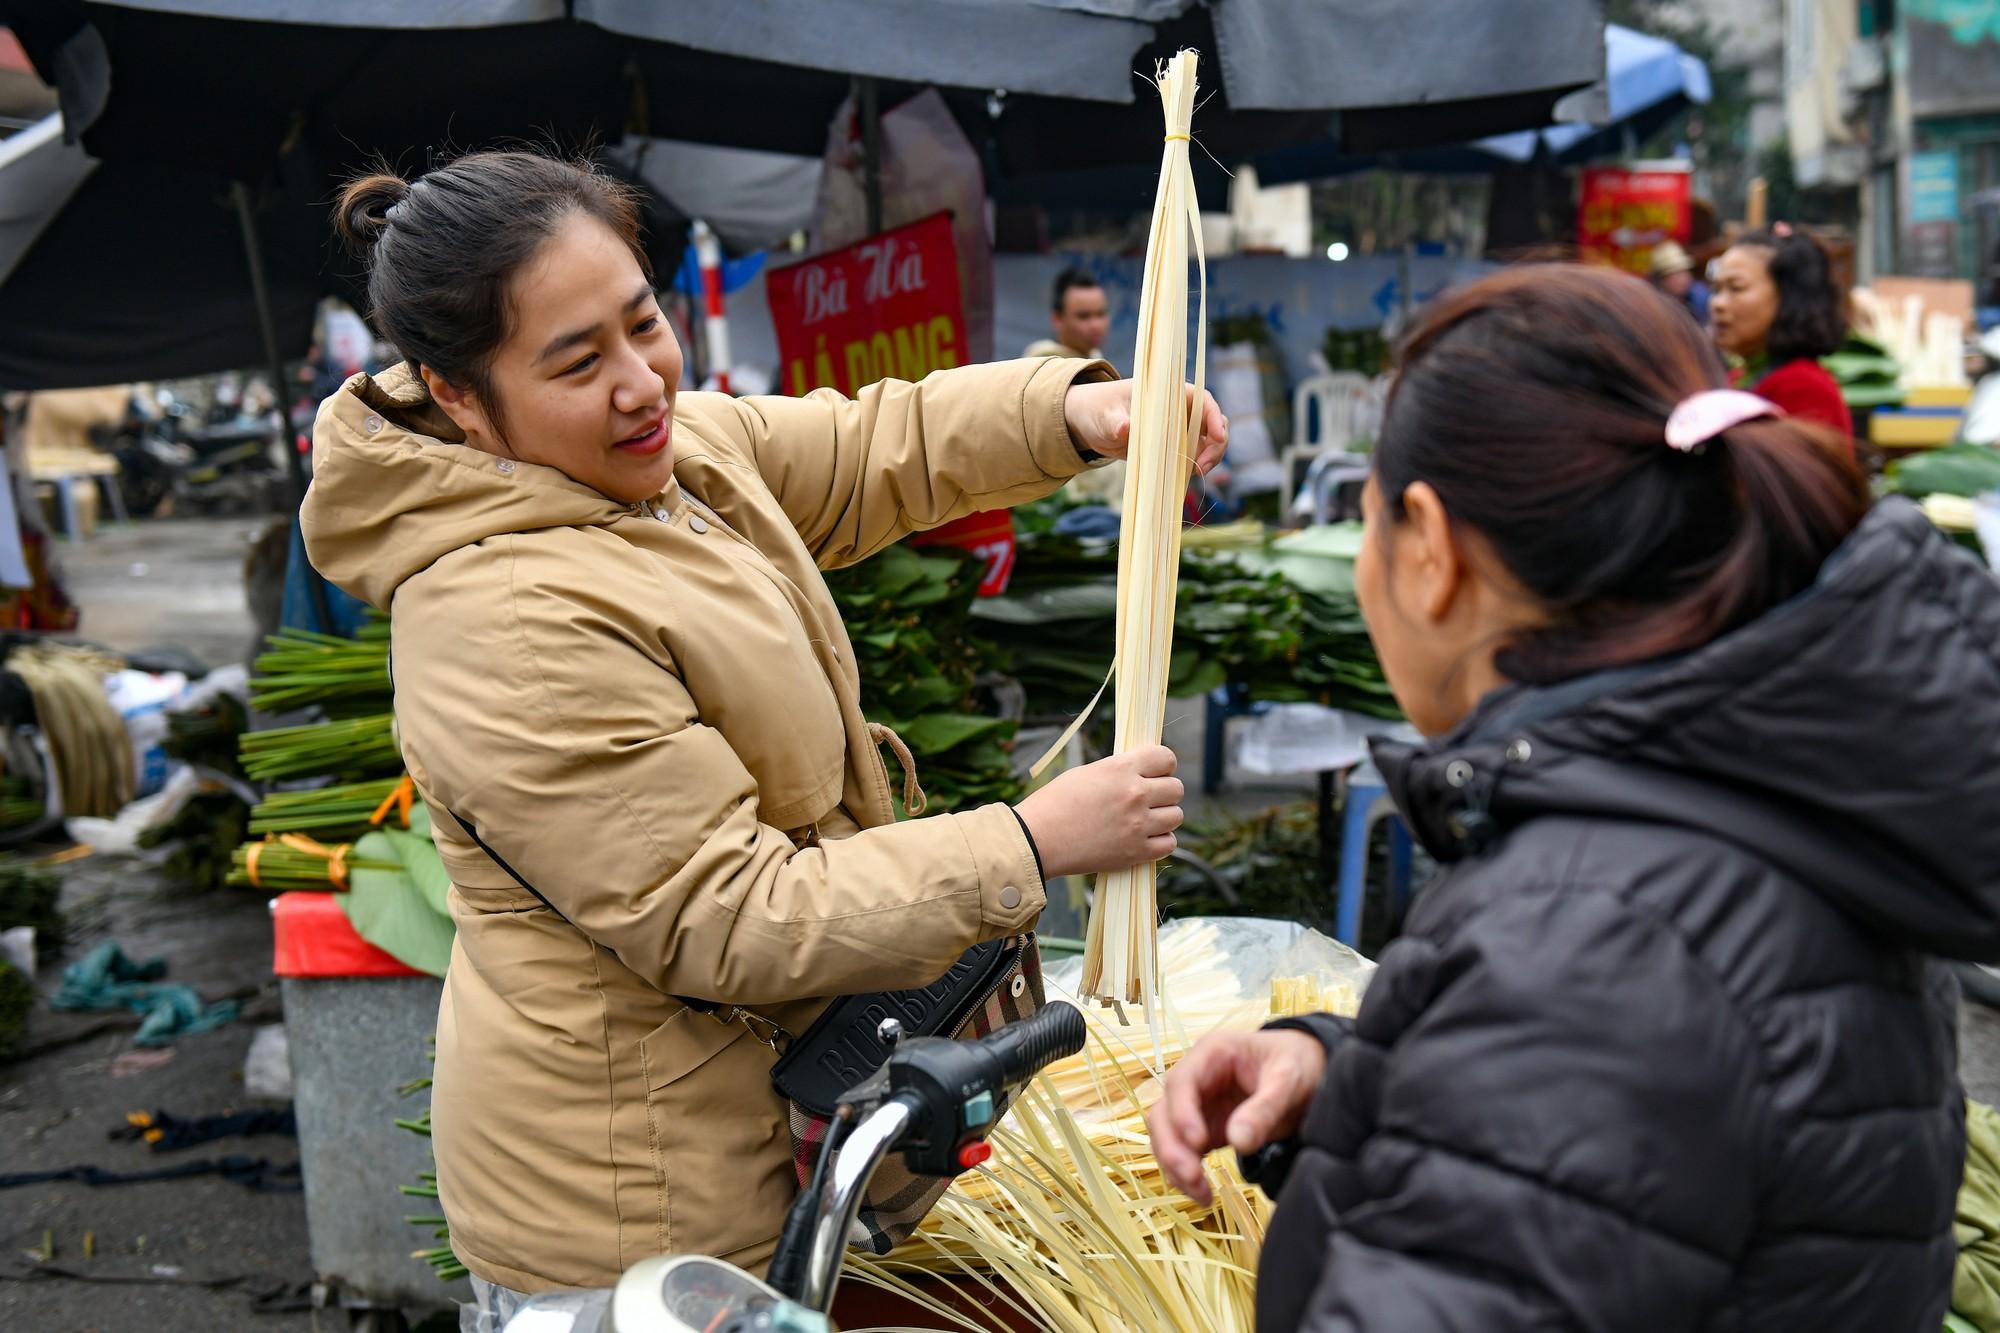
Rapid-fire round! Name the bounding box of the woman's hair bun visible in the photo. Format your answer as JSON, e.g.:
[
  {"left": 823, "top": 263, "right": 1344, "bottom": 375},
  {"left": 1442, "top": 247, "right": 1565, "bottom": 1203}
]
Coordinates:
[{"left": 334, "top": 172, "right": 412, "bottom": 253}]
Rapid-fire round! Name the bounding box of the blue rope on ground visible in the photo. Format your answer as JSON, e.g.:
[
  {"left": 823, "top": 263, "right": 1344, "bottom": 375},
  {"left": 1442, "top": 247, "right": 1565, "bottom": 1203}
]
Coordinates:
[{"left": 50, "top": 941, "right": 239, "bottom": 1046}]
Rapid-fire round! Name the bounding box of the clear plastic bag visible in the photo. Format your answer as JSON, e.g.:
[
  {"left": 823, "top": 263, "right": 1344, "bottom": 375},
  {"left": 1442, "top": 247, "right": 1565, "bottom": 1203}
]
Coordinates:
[{"left": 1044, "top": 915, "right": 1374, "bottom": 1050}]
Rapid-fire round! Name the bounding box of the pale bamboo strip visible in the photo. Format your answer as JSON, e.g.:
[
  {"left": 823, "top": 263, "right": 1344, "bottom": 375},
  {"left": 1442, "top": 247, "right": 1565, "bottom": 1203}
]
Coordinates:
[{"left": 1082, "top": 48, "right": 1209, "bottom": 1014}]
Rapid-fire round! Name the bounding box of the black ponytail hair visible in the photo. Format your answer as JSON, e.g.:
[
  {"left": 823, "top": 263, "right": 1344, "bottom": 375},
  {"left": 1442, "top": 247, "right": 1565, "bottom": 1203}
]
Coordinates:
[{"left": 1374, "top": 263, "right": 1870, "bottom": 685}]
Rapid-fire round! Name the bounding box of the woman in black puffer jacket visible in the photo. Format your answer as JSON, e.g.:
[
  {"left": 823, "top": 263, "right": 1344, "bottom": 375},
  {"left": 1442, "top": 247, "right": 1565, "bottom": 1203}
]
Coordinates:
[{"left": 1150, "top": 263, "right": 2000, "bottom": 1332}]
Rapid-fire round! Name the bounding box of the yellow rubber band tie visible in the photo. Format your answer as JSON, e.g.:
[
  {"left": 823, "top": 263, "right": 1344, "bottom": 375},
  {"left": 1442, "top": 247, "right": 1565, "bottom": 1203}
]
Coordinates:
[
  {"left": 277, "top": 833, "right": 355, "bottom": 892},
  {"left": 245, "top": 838, "right": 268, "bottom": 890},
  {"left": 369, "top": 773, "right": 416, "bottom": 828},
  {"left": 1164, "top": 133, "right": 1190, "bottom": 142}
]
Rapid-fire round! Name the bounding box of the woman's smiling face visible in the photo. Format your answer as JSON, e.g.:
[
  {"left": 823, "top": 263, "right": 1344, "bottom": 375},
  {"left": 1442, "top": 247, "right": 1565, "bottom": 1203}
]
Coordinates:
[{"left": 431, "top": 211, "right": 683, "bottom": 504}]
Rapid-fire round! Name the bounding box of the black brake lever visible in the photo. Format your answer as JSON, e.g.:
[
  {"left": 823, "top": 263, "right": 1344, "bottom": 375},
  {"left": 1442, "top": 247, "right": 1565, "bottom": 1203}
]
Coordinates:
[{"left": 1236, "top": 1139, "right": 1300, "bottom": 1198}]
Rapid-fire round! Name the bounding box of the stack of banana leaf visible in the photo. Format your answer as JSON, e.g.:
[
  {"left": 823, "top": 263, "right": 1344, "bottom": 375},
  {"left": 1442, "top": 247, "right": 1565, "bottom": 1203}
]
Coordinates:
[
  {"left": 1887, "top": 443, "right": 2000, "bottom": 500},
  {"left": 1885, "top": 442, "right": 2000, "bottom": 561},
  {"left": 820, "top": 544, "right": 1019, "bottom": 815},
  {"left": 975, "top": 517, "right": 1398, "bottom": 722}
]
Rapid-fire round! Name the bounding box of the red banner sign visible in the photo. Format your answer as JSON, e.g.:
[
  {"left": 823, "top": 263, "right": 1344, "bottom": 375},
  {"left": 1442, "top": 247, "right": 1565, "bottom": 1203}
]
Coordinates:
[
  {"left": 768, "top": 211, "right": 968, "bottom": 396},
  {"left": 768, "top": 212, "right": 1016, "bottom": 594},
  {"left": 1577, "top": 166, "right": 1692, "bottom": 274}
]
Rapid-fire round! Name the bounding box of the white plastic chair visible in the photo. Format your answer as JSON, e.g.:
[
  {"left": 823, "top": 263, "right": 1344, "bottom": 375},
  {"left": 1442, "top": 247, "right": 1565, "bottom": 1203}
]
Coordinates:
[
  {"left": 1295, "top": 450, "right": 1373, "bottom": 525},
  {"left": 1353, "top": 373, "right": 1391, "bottom": 443},
  {"left": 1292, "top": 371, "right": 1370, "bottom": 450}
]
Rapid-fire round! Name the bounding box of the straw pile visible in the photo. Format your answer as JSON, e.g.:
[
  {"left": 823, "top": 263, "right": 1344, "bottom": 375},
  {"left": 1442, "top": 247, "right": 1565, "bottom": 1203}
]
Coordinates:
[
  {"left": 850, "top": 922, "right": 1363, "bottom": 1332},
  {"left": 7, "top": 643, "right": 133, "bottom": 818}
]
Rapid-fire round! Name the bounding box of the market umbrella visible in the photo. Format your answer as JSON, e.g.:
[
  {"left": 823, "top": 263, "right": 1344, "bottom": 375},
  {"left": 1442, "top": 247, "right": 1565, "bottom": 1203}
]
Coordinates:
[
  {"left": 599, "top": 0, "right": 1607, "bottom": 171},
  {"left": 1474, "top": 22, "right": 1712, "bottom": 166},
  {"left": 10, "top": 0, "right": 1607, "bottom": 181},
  {"left": 0, "top": 112, "right": 92, "bottom": 294},
  {"left": 0, "top": 15, "right": 695, "bottom": 392},
  {"left": 0, "top": 0, "right": 1610, "bottom": 390},
  {"left": 1251, "top": 23, "right": 1712, "bottom": 185}
]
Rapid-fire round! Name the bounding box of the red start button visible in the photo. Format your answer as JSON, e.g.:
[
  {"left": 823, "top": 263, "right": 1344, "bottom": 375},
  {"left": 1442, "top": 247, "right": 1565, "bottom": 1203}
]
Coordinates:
[{"left": 957, "top": 1140, "right": 992, "bottom": 1169}]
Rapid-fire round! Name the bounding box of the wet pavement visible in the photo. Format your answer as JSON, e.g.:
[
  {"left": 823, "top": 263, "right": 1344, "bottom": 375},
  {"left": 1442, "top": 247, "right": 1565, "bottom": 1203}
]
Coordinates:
[
  {"left": 5, "top": 518, "right": 376, "bottom": 1332},
  {"left": 1, "top": 859, "right": 319, "bottom": 1333}
]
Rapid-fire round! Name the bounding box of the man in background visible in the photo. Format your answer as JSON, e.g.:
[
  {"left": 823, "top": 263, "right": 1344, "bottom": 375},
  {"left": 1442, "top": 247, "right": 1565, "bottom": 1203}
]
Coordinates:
[
  {"left": 1023, "top": 269, "right": 1127, "bottom": 504},
  {"left": 1649, "top": 240, "right": 1710, "bottom": 327},
  {"left": 1025, "top": 268, "right": 1110, "bottom": 360}
]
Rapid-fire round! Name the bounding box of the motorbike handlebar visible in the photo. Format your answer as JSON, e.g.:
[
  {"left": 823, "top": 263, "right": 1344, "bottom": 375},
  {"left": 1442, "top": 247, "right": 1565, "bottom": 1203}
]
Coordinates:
[{"left": 976, "top": 1000, "right": 1088, "bottom": 1090}]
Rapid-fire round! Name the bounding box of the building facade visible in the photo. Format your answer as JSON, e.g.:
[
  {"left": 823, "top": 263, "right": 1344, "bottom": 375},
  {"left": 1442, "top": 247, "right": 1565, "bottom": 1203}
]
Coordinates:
[{"left": 1789, "top": 0, "right": 2000, "bottom": 307}]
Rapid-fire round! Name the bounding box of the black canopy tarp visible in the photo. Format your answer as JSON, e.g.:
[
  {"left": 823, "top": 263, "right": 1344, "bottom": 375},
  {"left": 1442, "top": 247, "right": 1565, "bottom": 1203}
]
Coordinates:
[
  {"left": 0, "top": 0, "right": 1605, "bottom": 389},
  {"left": 13, "top": 0, "right": 1605, "bottom": 175}
]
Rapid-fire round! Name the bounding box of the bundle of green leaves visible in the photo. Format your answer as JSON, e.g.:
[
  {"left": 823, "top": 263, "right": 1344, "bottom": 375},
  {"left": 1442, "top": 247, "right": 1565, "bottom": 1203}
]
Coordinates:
[
  {"left": 821, "top": 545, "right": 1019, "bottom": 815},
  {"left": 0, "top": 957, "right": 30, "bottom": 1058},
  {"left": 164, "top": 694, "right": 249, "bottom": 778},
  {"left": 0, "top": 860, "right": 61, "bottom": 956},
  {"left": 249, "top": 621, "right": 392, "bottom": 716},
  {"left": 0, "top": 775, "right": 44, "bottom": 830},
  {"left": 139, "top": 791, "right": 250, "bottom": 893}
]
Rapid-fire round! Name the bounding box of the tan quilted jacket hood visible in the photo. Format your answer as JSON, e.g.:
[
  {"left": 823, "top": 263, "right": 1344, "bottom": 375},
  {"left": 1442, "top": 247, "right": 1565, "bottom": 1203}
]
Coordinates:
[{"left": 302, "top": 355, "right": 1108, "bottom": 1290}]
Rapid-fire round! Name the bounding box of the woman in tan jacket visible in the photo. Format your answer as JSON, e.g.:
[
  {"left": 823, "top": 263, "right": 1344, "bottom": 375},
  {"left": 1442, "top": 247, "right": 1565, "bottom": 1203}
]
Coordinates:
[{"left": 301, "top": 150, "right": 1223, "bottom": 1311}]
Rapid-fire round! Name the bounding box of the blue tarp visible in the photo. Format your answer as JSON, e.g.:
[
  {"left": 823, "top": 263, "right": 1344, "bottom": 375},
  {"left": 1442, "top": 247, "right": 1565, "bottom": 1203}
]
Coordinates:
[
  {"left": 1476, "top": 24, "right": 1712, "bottom": 165},
  {"left": 1255, "top": 24, "right": 1710, "bottom": 184}
]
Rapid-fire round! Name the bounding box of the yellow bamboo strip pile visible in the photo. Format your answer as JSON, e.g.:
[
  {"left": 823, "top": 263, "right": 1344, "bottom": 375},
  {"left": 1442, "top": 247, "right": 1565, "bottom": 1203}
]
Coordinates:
[
  {"left": 849, "top": 922, "right": 1365, "bottom": 1332},
  {"left": 1082, "top": 48, "right": 1208, "bottom": 1015}
]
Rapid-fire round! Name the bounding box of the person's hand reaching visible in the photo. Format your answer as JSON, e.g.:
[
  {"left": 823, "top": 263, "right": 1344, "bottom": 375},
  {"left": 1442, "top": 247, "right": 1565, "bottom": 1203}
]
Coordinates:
[{"left": 1146, "top": 1029, "right": 1327, "bottom": 1206}]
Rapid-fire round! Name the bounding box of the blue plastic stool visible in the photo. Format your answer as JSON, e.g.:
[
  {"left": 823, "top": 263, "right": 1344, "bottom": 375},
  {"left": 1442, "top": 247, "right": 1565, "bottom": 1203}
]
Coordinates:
[
  {"left": 1203, "top": 684, "right": 1273, "bottom": 795},
  {"left": 1334, "top": 770, "right": 1415, "bottom": 948}
]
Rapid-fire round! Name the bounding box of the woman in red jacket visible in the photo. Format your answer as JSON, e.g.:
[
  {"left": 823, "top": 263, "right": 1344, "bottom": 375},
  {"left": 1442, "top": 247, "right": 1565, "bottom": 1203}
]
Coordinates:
[{"left": 1711, "top": 226, "right": 1854, "bottom": 438}]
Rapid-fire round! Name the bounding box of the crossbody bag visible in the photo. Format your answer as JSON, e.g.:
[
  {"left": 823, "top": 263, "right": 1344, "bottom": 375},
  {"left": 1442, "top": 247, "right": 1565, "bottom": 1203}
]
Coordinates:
[{"left": 447, "top": 808, "right": 1043, "bottom": 1255}]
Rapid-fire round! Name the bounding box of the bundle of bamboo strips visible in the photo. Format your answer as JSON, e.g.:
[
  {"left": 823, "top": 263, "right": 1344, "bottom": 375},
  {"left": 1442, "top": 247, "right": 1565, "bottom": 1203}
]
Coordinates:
[
  {"left": 1269, "top": 974, "right": 1362, "bottom": 1019},
  {"left": 1083, "top": 49, "right": 1208, "bottom": 1012}
]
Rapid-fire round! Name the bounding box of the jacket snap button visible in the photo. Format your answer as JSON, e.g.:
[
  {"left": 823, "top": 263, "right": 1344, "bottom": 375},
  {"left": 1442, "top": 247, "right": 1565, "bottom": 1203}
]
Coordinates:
[
  {"left": 998, "top": 885, "right": 1022, "bottom": 909},
  {"left": 495, "top": 459, "right": 516, "bottom": 475},
  {"left": 362, "top": 413, "right": 383, "bottom": 434},
  {"left": 688, "top": 513, "right": 709, "bottom": 534},
  {"left": 1445, "top": 760, "right": 1474, "bottom": 788},
  {"left": 1506, "top": 738, "right": 1532, "bottom": 763},
  {"left": 1010, "top": 975, "right": 1028, "bottom": 998},
  {"left": 653, "top": 507, "right": 670, "bottom": 521}
]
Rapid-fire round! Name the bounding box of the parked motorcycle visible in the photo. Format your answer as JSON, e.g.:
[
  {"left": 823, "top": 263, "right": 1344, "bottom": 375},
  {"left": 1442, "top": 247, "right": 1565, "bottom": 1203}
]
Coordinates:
[{"left": 95, "top": 385, "right": 288, "bottom": 517}]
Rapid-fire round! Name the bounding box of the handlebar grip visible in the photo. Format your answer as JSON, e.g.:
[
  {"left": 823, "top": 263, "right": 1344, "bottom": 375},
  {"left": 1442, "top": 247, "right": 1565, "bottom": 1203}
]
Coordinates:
[{"left": 982, "top": 1001, "right": 1087, "bottom": 1088}]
